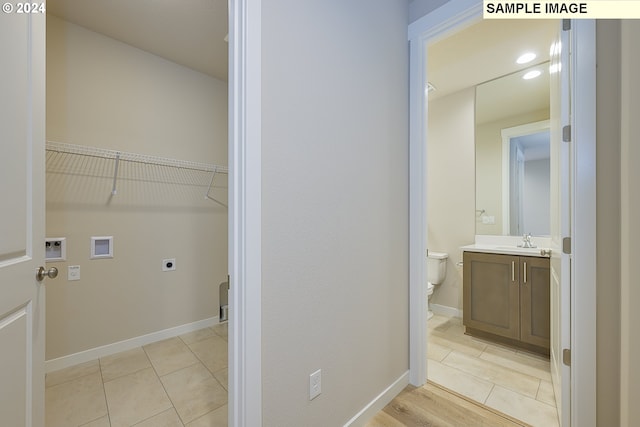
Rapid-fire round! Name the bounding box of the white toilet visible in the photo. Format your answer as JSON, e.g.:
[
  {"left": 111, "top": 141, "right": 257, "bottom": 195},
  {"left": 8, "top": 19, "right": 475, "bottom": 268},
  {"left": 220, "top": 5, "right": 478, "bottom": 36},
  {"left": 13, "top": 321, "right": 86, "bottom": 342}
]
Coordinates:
[{"left": 427, "top": 251, "right": 448, "bottom": 320}]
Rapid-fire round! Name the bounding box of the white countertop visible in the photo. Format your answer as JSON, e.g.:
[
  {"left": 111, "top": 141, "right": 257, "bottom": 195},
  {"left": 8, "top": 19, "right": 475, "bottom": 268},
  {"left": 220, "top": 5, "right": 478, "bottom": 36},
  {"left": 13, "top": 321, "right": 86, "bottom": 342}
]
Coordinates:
[
  {"left": 461, "top": 243, "right": 550, "bottom": 257},
  {"left": 461, "top": 236, "right": 552, "bottom": 258}
]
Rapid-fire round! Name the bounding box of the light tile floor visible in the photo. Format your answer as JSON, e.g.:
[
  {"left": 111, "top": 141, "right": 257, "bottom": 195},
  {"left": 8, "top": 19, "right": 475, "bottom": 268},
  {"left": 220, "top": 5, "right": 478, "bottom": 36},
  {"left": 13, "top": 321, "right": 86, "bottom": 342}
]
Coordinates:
[
  {"left": 47, "top": 316, "right": 559, "bottom": 426},
  {"left": 427, "top": 314, "right": 559, "bottom": 427},
  {"left": 45, "top": 322, "right": 228, "bottom": 427}
]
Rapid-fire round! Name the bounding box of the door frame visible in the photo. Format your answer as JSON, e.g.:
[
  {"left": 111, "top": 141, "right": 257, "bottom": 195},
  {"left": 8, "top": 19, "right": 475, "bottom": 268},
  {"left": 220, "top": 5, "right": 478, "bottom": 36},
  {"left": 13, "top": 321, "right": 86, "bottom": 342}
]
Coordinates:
[
  {"left": 228, "top": 0, "right": 262, "bottom": 426},
  {"left": 408, "top": 2, "right": 596, "bottom": 426},
  {"left": 501, "top": 120, "right": 551, "bottom": 236}
]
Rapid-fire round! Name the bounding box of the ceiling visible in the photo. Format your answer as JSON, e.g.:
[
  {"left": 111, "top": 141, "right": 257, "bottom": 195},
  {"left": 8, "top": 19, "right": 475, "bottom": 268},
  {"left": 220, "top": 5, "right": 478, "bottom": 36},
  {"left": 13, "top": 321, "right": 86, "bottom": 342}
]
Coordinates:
[
  {"left": 427, "top": 19, "right": 558, "bottom": 108},
  {"left": 475, "top": 60, "right": 550, "bottom": 125},
  {"left": 47, "top": 0, "right": 229, "bottom": 81},
  {"left": 45, "top": 4, "right": 555, "bottom": 101},
  {"left": 514, "top": 132, "right": 551, "bottom": 161}
]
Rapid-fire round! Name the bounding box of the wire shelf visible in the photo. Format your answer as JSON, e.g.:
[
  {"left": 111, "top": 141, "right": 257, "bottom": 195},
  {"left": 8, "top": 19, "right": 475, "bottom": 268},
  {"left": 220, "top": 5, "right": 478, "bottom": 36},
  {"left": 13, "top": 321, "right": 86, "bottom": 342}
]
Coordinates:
[
  {"left": 46, "top": 141, "right": 228, "bottom": 174},
  {"left": 45, "top": 141, "right": 228, "bottom": 207}
]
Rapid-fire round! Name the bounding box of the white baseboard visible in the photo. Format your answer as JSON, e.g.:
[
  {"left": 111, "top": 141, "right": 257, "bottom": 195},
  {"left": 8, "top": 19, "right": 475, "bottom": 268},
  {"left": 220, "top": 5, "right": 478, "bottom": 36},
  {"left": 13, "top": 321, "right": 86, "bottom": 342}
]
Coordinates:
[
  {"left": 343, "top": 370, "right": 409, "bottom": 427},
  {"left": 45, "top": 316, "right": 220, "bottom": 373},
  {"left": 431, "top": 304, "right": 462, "bottom": 318}
]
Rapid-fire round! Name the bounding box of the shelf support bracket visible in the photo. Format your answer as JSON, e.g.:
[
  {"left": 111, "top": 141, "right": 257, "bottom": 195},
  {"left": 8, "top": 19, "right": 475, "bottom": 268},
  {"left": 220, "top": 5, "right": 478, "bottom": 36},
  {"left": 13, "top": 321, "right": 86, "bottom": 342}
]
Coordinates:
[
  {"left": 205, "top": 169, "right": 228, "bottom": 208},
  {"left": 111, "top": 152, "right": 121, "bottom": 195}
]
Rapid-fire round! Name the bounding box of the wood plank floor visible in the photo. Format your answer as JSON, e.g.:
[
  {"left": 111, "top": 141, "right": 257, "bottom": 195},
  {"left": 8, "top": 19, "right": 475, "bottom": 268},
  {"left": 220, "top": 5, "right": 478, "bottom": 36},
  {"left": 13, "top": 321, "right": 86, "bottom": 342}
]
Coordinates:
[{"left": 366, "top": 382, "right": 531, "bottom": 427}]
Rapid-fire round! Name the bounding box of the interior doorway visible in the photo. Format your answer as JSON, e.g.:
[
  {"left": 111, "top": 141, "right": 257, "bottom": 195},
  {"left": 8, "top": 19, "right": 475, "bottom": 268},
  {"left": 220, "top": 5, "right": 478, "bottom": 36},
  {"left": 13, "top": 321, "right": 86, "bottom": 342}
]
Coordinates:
[
  {"left": 424, "top": 17, "right": 558, "bottom": 426},
  {"left": 43, "top": 2, "right": 231, "bottom": 425},
  {"left": 409, "top": 2, "right": 597, "bottom": 426}
]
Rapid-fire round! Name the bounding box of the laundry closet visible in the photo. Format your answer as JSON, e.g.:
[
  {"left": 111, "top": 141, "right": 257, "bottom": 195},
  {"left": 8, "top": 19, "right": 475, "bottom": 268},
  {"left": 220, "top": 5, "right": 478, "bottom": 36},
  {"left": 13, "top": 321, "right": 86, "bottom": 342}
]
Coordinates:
[{"left": 44, "top": 11, "right": 228, "bottom": 367}]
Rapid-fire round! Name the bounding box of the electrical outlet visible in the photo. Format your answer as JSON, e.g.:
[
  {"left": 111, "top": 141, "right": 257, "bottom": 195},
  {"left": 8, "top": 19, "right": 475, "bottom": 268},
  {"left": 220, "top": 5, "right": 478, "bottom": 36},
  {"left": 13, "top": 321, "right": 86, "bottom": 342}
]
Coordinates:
[
  {"left": 68, "top": 265, "right": 80, "bottom": 281},
  {"left": 309, "top": 369, "right": 321, "bottom": 400},
  {"left": 162, "top": 258, "right": 176, "bottom": 271},
  {"left": 482, "top": 215, "right": 496, "bottom": 225}
]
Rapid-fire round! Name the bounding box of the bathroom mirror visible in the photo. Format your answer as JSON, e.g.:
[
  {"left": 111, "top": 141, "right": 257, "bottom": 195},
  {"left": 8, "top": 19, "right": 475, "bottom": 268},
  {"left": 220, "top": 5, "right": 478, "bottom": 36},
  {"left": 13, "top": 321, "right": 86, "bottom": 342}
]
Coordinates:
[{"left": 475, "top": 62, "right": 551, "bottom": 236}]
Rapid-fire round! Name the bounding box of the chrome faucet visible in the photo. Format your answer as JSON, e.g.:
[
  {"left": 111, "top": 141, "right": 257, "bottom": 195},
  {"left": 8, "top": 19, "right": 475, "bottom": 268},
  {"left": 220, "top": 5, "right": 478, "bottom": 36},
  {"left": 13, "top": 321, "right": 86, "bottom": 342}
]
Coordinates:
[{"left": 519, "top": 233, "right": 537, "bottom": 248}]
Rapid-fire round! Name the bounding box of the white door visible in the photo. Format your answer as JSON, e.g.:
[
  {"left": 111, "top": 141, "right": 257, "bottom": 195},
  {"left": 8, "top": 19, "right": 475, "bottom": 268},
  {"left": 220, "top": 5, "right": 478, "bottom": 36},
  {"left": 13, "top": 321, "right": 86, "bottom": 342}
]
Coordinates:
[
  {"left": 0, "top": 9, "right": 47, "bottom": 427},
  {"left": 549, "top": 21, "right": 571, "bottom": 427}
]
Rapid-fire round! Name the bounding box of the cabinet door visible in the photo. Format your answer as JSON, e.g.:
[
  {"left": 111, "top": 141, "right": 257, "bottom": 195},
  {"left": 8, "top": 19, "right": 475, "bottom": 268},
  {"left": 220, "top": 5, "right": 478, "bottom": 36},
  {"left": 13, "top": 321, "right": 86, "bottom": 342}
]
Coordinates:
[
  {"left": 463, "top": 252, "right": 520, "bottom": 339},
  {"left": 520, "top": 256, "right": 551, "bottom": 349}
]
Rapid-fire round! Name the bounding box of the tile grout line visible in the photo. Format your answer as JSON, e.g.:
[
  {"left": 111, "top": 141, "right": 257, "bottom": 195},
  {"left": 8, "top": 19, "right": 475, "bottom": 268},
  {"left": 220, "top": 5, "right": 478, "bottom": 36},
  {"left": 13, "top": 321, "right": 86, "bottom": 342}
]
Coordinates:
[
  {"left": 97, "top": 357, "right": 113, "bottom": 427},
  {"left": 182, "top": 331, "right": 228, "bottom": 384},
  {"left": 165, "top": 329, "right": 228, "bottom": 425},
  {"left": 101, "top": 347, "right": 152, "bottom": 383},
  {"left": 141, "top": 343, "right": 187, "bottom": 426},
  {"left": 428, "top": 314, "right": 559, "bottom": 425},
  {"left": 47, "top": 326, "right": 229, "bottom": 427},
  {"left": 534, "top": 378, "right": 542, "bottom": 402},
  {"left": 441, "top": 350, "right": 544, "bottom": 401},
  {"left": 45, "top": 360, "right": 100, "bottom": 389},
  {"left": 430, "top": 353, "right": 497, "bottom": 398},
  {"left": 483, "top": 383, "right": 497, "bottom": 405}
]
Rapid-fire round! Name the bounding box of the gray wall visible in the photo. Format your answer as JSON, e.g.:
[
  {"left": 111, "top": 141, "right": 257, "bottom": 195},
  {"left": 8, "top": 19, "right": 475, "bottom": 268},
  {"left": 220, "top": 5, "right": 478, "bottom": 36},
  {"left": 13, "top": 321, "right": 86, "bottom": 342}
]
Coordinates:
[
  {"left": 619, "top": 20, "right": 640, "bottom": 427},
  {"left": 596, "top": 20, "right": 622, "bottom": 426},
  {"left": 261, "top": 1, "right": 410, "bottom": 425},
  {"left": 409, "top": 0, "right": 449, "bottom": 23},
  {"left": 522, "top": 158, "right": 550, "bottom": 236}
]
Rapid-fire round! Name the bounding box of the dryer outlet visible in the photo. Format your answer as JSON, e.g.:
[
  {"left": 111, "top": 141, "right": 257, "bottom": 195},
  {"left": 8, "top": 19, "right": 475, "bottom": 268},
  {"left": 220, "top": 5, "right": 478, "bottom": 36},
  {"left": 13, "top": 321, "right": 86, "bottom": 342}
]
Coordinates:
[{"left": 162, "top": 258, "right": 176, "bottom": 271}]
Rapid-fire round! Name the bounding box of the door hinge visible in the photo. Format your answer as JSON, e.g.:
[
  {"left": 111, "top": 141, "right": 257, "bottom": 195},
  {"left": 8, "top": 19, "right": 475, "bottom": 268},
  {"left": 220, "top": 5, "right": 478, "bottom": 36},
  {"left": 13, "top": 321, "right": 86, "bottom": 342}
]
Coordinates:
[
  {"left": 562, "top": 237, "right": 572, "bottom": 254},
  {"left": 562, "top": 125, "right": 571, "bottom": 142},
  {"left": 563, "top": 348, "right": 571, "bottom": 366},
  {"left": 563, "top": 19, "right": 571, "bottom": 31},
  {"left": 227, "top": 274, "right": 230, "bottom": 289}
]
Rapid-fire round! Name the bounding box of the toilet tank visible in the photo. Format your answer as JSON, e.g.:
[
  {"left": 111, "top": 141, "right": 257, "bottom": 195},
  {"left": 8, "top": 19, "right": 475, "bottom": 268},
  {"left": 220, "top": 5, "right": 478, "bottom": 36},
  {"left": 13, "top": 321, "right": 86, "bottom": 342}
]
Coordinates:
[{"left": 427, "top": 251, "right": 448, "bottom": 285}]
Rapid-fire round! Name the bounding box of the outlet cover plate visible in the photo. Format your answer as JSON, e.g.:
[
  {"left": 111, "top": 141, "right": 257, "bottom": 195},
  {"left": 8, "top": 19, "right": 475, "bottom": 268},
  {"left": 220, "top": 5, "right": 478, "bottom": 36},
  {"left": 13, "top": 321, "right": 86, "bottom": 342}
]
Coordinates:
[
  {"left": 68, "top": 265, "right": 80, "bottom": 281},
  {"left": 45, "top": 237, "right": 66, "bottom": 262},
  {"left": 162, "top": 258, "right": 176, "bottom": 272},
  {"left": 309, "top": 369, "right": 321, "bottom": 400},
  {"left": 90, "top": 236, "right": 113, "bottom": 259}
]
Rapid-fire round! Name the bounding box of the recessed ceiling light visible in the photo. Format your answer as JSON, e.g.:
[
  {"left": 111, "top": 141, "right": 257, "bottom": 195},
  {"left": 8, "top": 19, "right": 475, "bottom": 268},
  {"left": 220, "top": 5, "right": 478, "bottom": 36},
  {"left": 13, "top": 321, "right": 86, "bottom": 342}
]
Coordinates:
[
  {"left": 523, "top": 70, "right": 542, "bottom": 80},
  {"left": 516, "top": 52, "right": 536, "bottom": 64}
]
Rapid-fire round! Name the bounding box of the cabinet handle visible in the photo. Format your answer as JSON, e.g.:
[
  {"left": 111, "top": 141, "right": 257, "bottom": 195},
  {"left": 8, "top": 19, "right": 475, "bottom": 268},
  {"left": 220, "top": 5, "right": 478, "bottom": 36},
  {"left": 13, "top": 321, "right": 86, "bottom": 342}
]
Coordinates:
[
  {"left": 512, "top": 261, "right": 515, "bottom": 282},
  {"left": 523, "top": 261, "right": 527, "bottom": 284}
]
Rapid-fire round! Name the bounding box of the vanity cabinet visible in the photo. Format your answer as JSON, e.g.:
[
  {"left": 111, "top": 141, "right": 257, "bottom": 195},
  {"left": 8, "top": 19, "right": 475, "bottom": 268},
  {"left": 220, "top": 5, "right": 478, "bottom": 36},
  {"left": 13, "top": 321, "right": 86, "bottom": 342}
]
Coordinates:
[{"left": 463, "top": 251, "right": 550, "bottom": 353}]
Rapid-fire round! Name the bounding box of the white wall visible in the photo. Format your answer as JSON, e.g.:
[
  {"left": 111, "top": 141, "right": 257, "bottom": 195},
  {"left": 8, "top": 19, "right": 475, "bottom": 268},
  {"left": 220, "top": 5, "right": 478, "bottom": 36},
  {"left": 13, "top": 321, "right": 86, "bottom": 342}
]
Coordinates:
[
  {"left": 427, "top": 88, "right": 476, "bottom": 312},
  {"left": 45, "top": 15, "right": 228, "bottom": 360},
  {"left": 260, "top": 1, "right": 409, "bottom": 425}
]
